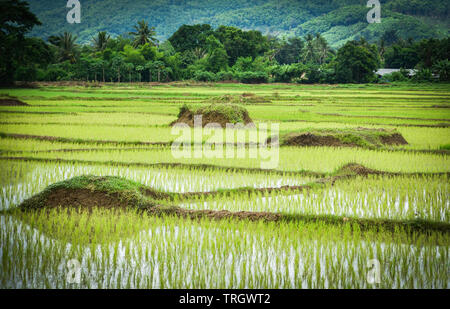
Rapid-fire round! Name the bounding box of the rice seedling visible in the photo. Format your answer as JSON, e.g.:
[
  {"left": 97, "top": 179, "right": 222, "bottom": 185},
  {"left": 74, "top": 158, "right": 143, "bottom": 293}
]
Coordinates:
[
  {"left": 8, "top": 145, "right": 447, "bottom": 173},
  {"left": 1, "top": 210, "right": 448, "bottom": 289}
]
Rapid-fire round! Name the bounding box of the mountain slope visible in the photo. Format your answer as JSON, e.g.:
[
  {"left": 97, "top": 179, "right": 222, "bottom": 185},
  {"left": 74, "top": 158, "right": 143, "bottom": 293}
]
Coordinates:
[{"left": 27, "top": 0, "right": 449, "bottom": 47}]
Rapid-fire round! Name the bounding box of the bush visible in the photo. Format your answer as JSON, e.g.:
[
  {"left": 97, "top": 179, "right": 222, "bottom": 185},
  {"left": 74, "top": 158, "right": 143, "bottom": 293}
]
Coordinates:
[
  {"left": 383, "top": 71, "right": 408, "bottom": 82},
  {"left": 14, "top": 66, "right": 37, "bottom": 82},
  {"left": 238, "top": 71, "right": 268, "bottom": 84},
  {"left": 432, "top": 60, "right": 450, "bottom": 81},
  {"left": 43, "top": 66, "right": 69, "bottom": 81},
  {"left": 271, "top": 64, "right": 305, "bottom": 83},
  {"left": 216, "top": 71, "right": 235, "bottom": 81},
  {"left": 194, "top": 71, "right": 217, "bottom": 82},
  {"left": 413, "top": 68, "right": 434, "bottom": 83}
]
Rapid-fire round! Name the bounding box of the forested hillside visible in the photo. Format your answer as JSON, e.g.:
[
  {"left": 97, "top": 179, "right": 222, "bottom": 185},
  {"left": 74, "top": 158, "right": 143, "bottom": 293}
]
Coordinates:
[{"left": 28, "top": 0, "right": 449, "bottom": 47}]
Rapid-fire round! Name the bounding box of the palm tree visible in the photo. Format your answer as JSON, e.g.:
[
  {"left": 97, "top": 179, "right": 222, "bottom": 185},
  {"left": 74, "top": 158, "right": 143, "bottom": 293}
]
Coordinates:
[
  {"left": 129, "top": 20, "right": 158, "bottom": 47},
  {"left": 92, "top": 31, "right": 110, "bottom": 52},
  {"left": 301, "top": 34, "right": 316, "bottom": 64},
  {"left": 49, "top": 32, "right": 78, "bottom": 63},
  {"left": 378, "top": 38, "right": 386, "bottom": 64},
  {"left": 192, "top": 47, "right": 207, "bottom": 60},
  {"left": 432, "top": 60, "right": 450, "bottom": 81},
  {"left": 314, "top": 33, "right": 331, "bottom": 65}
]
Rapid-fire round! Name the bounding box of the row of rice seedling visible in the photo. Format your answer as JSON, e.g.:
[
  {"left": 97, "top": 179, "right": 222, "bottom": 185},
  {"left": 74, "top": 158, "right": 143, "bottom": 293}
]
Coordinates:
[
  {"left": 1, "top": 210, "right": 448, "bottom": 289},
  {"left": 182, "top": 175, "right": 449, "bottom": 223},
  {"left": 0, "top": 113, "right": 177, "bottom": 127},
  {"left": 0, "top": 138, "right": 159, "bottom": 152},
  {"left": 0, "top": 105, "right": 179, "bottom": 115},
  {"left": 12, "top": 146, "right": 448, "bottom": 173},
  {"left": 1, "top": 159, "right": 447, "bottom": 223},
  {"left": 0, "top": 160, "right": 315, "bottom": 210},
  {"left": 3, "top": 109, "right": 449, "bottom": 149}
]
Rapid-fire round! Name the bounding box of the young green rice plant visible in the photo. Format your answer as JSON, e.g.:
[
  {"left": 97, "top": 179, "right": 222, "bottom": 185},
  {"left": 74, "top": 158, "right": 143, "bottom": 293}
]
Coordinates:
[
  {"left": 181, "top": 175, "right": 449, "bottom": 223},
  {"left": 1, "top": 210, "right": 448, "bottom": 289},
  {"left": 11, "top": 146, "right": 448, "bottom": 173},
  {"left": 0, "top": 160, "right": 315, "bottom": 210}
]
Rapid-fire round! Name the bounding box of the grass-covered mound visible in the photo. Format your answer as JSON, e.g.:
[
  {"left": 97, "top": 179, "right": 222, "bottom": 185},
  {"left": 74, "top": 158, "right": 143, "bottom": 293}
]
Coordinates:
[
  {"left": 171, "top": 103, "right": 254, "bottom": 128},
  {"left": 19, "top": 176, "right": 172, "bottom": 211},
  {"left": 205, "top": 93, "right": 271, "bottom": 104},
  {"left": 271, "top": 127, "right": 408, "bottom": 148}
]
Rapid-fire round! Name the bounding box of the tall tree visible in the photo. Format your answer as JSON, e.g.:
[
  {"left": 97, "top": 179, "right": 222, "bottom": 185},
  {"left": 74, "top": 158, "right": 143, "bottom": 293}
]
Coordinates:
[
  {"left": 301, "top": 34, "right": 317, "bottom": 64},
  {"left": 168, "top": 24, "right": 213, "bottom": 53},
  {"left": 129, "top": 20, "right": 158, "bottom": 47},
  {"left": 313, "top": 33, "right": 332, "bottom": 65},
  {"left": 0, "top": 0, "right": 41, "bottom": 85},
  {"left": 275, "top": 37, "right": 304, "bottom": 65},
  {"left": 335, "top": 40, "right": 379, "bottom": 83}
]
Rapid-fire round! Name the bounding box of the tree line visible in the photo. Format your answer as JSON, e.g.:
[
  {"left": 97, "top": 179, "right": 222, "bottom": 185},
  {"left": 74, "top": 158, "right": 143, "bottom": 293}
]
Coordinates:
[{"left": 1, "top": 0, "right": 449, "bottom": 86}]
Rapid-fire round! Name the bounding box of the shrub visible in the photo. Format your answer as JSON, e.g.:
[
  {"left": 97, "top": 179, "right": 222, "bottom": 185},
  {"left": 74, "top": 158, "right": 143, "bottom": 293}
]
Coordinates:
[
  {"left": 238, "top": 71, "right": 268, "bottom": 84},
  {"left": 14, "top": 66, "right": 37, "bottom": 82},
  {"left": 43, "top": 66, "right": 69, "bottom": 81},
  {"left": 194, "top": 71, "right": 217, "bottom": 82},
  {"left": 413, "top": 68, "right": 434, "bottom": 83},
  {"left": 383, "top": 71, "right": 408, "bottom": 82},
  {"left": 216, "top": 71, "right": 235, "bottom": 81}
]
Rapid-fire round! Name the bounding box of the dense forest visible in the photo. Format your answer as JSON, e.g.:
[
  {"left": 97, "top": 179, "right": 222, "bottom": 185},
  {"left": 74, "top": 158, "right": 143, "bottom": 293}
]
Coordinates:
[
  {"left": 1, "top": 0, "right": 449, "bottom": 85},
  {"left": 27, "top": 0, "right": 450, "bottom": 47}
]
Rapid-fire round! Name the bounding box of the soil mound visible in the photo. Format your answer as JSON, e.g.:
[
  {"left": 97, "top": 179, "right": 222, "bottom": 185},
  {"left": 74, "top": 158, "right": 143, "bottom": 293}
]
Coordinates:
[
  {"left": 19, "top": 176, "right": 170, "bottom": 211},
  {"left": 273, "top": 128, "right": 408, "bottom": 148},
  {"left": 379, "top": 133, "right": 408, "bottom": 145},
  {"left": 0, "top": 97, "right": 29, "bottom": 106},
  {"left": 337, "top": 163, "right": 381, "bottom": 176},
  {"left": 171, "top": 104, "right": 254, "bottom": 128},
  {"left": 206, "top": 93, "right": 271, "bottom": 104},
  {"left": 281, "top": 133, "right": 348, "bottom": 147}
]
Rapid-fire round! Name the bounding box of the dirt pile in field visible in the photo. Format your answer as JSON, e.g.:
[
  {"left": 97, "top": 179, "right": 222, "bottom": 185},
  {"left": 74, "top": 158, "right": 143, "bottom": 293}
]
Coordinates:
[
  {"left": 379, "top": 133, "right": 408, "bottom": 145},
  {"left": 206, "top": 93, "right": 271, "bottom": 104},
  {"left": 19, "top": 176, "right": 170, "bottom": 211},
  {"left": 281, "top": 133, "right": 348, "bottom": 147},
  {"left": 0, "top": 97, "right": 29, "bottom": 106},
  {"left": 272, "top": 128, "right": 408, "bottom": 148},
  {"left": 37, "top": 188, "right": 131, "bottom": 209},
  {"left": 171, "top": 104, "right": 254, "bottom": 128},
  {"left": 337, "top": 163, "right": 382, "bottom": 176},
  {"left": 354, "top": 127, "right": 408, "bottom": 146}
]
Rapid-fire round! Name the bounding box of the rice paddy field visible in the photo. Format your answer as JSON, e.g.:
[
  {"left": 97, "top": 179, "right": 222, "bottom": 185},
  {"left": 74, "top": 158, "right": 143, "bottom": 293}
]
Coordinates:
[{"left": 0, "top": 82, "right": 449, "bottom": 289}]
